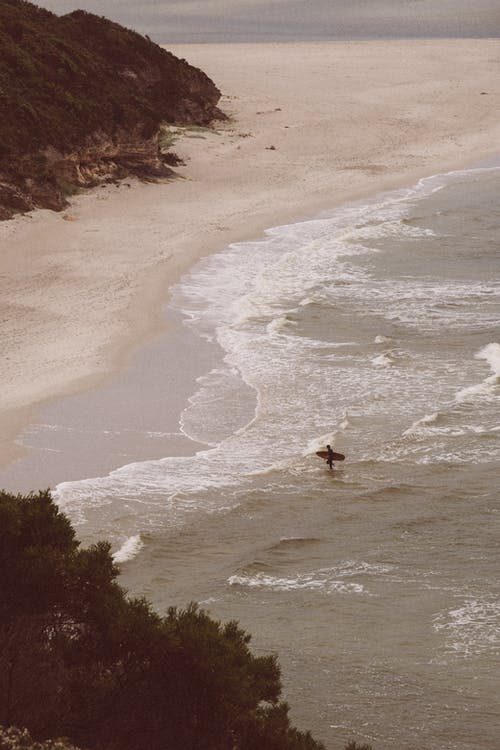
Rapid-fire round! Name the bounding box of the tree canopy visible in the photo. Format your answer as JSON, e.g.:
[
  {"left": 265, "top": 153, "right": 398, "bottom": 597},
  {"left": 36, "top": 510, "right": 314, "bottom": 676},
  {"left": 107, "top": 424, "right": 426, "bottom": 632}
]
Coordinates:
[{"left": 0, "top": 489, "right": 325, "bottom": 750}]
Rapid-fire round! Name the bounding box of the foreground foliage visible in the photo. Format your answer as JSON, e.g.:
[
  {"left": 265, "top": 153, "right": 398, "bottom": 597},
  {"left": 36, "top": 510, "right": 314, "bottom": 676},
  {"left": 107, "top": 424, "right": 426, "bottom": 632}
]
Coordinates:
[
  {"left": 0, "top": 490, "right": 324, "bottom": 750},
  {"left": 0, "top": 726, "right": 80, "bottom": 750}
]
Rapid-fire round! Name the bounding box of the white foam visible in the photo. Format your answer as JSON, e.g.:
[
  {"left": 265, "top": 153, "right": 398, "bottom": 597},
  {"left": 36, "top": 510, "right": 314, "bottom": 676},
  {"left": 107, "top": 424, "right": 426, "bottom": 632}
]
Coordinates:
[
  {"left": 404, "top": 412, "right": 440, "bottom": 434},
  {"left": 455, "top": 382, "right": 491, "bottom": 402},
  {"left": 266, "top": 315, "right": 297, "bottom": 335},
  {"left": 358, "top": 279, "right": 499, "bottom": 333},
  {"left": 228, "top": 571, "right": 364, "bottom": 595},
  {"left": 455, "top": 343, "right": 500, "bottom": 403},
  {"left": 228, "top": 560, "right": 395, "bottom": 595},
  {"left": 476, "top": 342, "right": 500, "bottom": 380},
  {"left": 329, "top": 560, "right": 395, "bottom": 577},
  {"left": 112, "top": 534, "right": 144, "bottom": 563},
  {"left": 433, "top": 598, "right": 500, "bottom": 656},
  {"left": 371, "top": 352, "right": 394, "bottom": 368},
  {"left": 305, "top": 432, "right": 342, "bottom": 455},
  {"left": 353, "top": 216, "right": 436, "bottom": 241}
]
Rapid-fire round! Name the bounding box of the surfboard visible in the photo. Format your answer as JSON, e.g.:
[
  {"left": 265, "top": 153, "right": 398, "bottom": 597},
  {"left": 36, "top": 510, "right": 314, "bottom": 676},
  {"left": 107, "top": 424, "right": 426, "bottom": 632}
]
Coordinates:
[{"left": 316, "top": 450, "right": 345, "bottom": 461}]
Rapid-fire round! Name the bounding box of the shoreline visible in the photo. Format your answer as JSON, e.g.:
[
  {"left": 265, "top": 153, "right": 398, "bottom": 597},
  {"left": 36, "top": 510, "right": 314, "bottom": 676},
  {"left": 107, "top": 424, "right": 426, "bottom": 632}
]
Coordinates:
[
  {"left": 2, "top": 160, "right": 499, "bottom": 495},
  {"left": 1, "top": 39, "right": 500, "bottom": 479}
]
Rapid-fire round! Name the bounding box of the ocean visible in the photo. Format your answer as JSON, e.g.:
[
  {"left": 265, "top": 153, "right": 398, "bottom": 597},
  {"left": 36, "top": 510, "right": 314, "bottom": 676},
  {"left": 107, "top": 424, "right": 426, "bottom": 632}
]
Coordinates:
[
  {"left": 34, "top": 0, "right": 500, "bottom": 43},
  {"left": 6, "top": 165, "right": 500, "bottom": 748}
]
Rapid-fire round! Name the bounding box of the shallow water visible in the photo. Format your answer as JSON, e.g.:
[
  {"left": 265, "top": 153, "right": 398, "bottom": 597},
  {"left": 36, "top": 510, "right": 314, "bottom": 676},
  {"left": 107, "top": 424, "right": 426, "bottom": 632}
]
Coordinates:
[{"left": 11, "top": 165, "right": 500, "bottom": 748}]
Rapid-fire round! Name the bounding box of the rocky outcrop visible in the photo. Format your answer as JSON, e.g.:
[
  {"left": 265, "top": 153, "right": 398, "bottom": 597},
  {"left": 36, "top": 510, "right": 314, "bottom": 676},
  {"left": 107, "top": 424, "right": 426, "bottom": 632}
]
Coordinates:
[
  {"left": 0, "top": 0, "right": 225, "bottom": 218},
  {"left": 45, "top": 126, "right": 176, "bottom": 189}
]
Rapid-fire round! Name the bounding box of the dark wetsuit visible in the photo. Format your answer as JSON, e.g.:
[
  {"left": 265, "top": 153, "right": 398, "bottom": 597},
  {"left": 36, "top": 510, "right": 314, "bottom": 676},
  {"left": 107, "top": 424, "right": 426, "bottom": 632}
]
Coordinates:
[{"left": 326, "top": 444, "right": 335, "bottom": 470}]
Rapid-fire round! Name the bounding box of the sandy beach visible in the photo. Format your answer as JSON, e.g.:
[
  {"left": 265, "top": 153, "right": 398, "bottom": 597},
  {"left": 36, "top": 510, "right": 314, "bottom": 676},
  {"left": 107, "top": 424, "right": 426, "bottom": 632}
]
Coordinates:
[{"left": 1, "top": 39, "right": 499, "bottom": 469}]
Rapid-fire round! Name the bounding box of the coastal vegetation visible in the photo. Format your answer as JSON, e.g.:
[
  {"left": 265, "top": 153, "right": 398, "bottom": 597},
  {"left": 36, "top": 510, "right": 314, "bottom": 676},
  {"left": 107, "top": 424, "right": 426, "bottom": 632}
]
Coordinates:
[
  {"left": 0, "top": 489, "right": 328, "bottom": 750},
  {"left": 0, "top": 728, "right": 373, "bottom": 750},
  {"left": 0, "top": 0, "right": 224, "bottom": 218}
]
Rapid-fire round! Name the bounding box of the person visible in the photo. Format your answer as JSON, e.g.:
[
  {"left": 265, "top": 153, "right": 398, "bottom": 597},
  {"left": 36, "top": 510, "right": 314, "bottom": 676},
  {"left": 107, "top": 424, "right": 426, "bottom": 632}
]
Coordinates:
[{"left": 326, "top": 444, "right": 335, "bottom": 470}]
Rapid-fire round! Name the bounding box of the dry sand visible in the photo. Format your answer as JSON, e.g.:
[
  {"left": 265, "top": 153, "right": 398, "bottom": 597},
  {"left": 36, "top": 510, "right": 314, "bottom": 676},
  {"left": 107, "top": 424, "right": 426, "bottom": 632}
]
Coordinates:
[{"left": 1, "top": 40, "right": 499, "bottom": 468}]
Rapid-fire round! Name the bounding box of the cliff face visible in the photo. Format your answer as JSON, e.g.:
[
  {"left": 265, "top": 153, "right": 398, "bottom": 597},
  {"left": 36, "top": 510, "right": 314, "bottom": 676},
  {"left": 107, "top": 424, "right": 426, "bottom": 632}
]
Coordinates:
[{"left": 0, "top": 0, "right": 225, "bottom": 218}]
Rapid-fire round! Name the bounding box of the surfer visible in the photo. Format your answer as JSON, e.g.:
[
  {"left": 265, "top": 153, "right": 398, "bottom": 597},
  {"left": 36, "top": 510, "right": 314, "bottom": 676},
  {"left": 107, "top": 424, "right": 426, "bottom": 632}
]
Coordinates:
[
  {"left": 315, "top": 446, "right": 345, "bottom": 468},
  {"left": 326, "top": 444, "right": 335, "bottom": 470}
]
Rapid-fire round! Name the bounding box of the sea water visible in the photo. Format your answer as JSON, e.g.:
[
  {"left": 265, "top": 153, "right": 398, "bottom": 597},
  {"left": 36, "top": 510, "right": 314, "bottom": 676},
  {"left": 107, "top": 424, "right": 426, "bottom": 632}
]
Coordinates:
[{"left": 51, "top": 165, "right": 500, "bottom": 749}]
